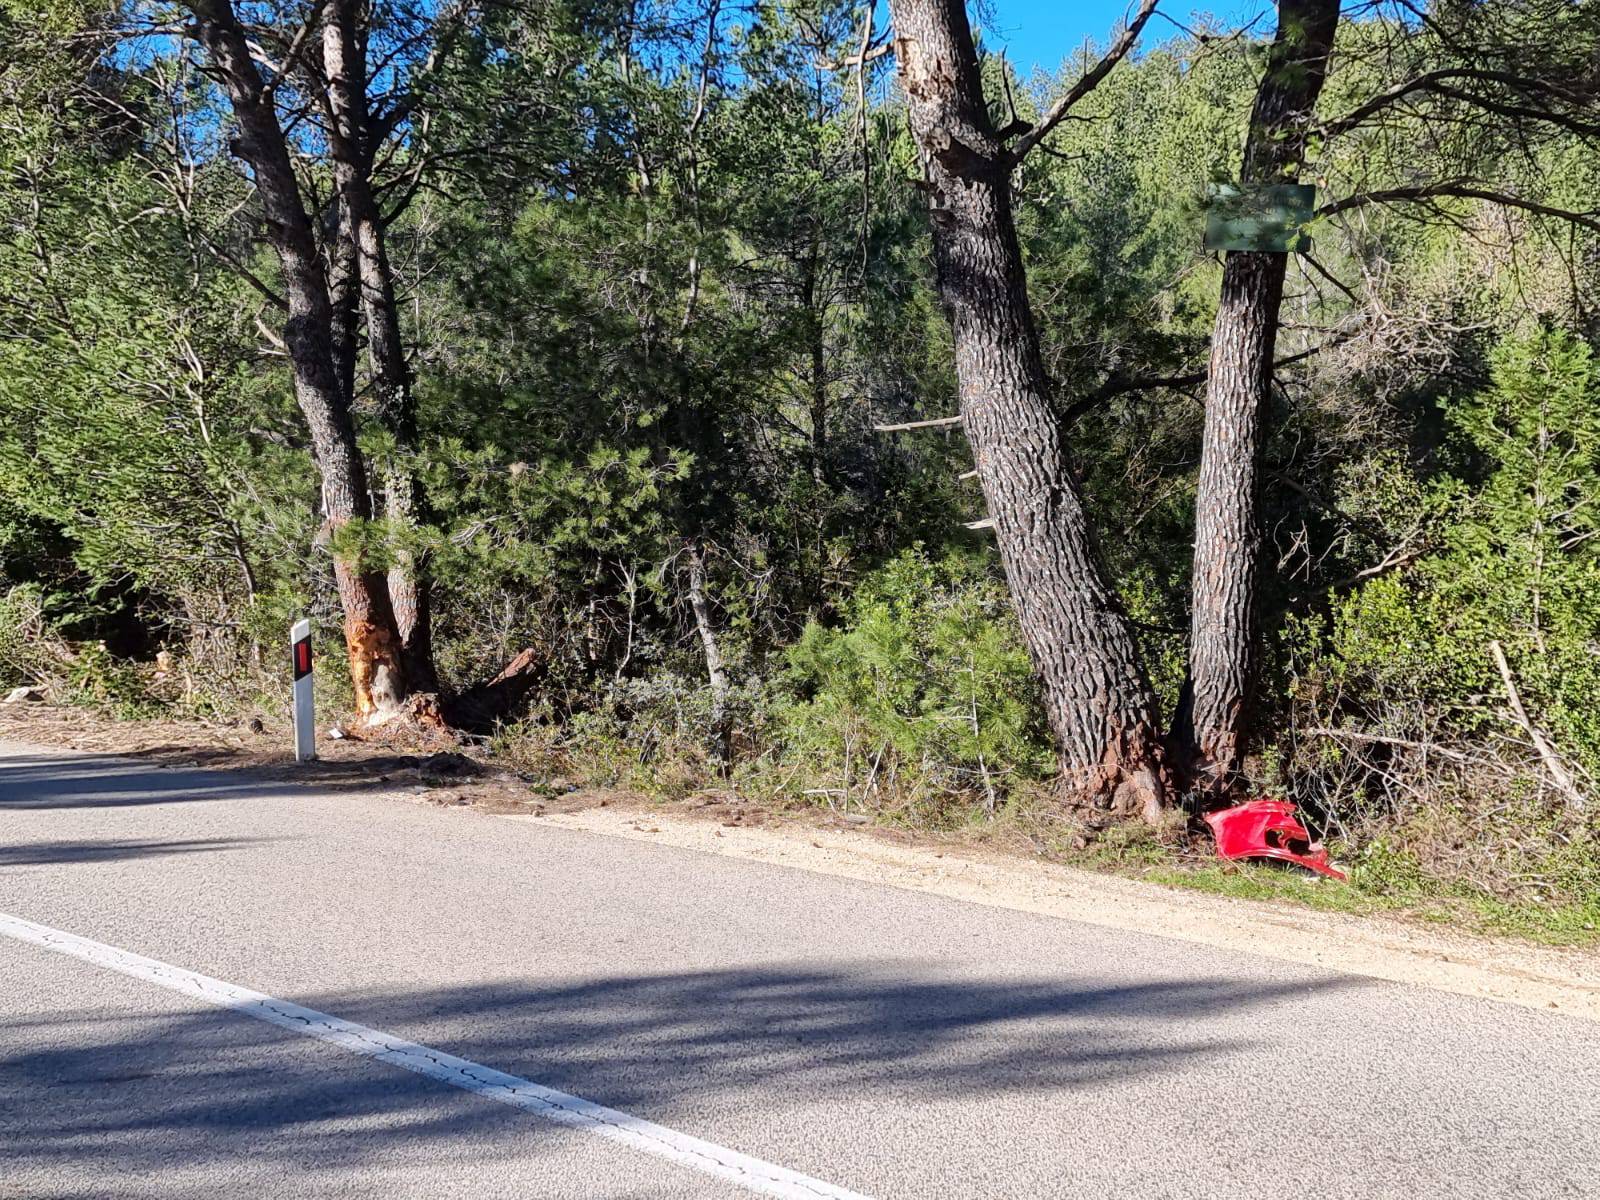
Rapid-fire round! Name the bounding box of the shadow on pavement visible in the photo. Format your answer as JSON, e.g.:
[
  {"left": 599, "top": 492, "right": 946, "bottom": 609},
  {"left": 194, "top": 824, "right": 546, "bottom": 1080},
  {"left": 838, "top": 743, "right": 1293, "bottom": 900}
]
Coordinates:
[
  {"left": 0, "top": 837, "right": 272, "bottom": 867},
  {"left": 0, "top": 753, "right": 386, "bottom": 810},
  {"left": 0, "top": 965, "right": 1357, "bottom": 1180}
]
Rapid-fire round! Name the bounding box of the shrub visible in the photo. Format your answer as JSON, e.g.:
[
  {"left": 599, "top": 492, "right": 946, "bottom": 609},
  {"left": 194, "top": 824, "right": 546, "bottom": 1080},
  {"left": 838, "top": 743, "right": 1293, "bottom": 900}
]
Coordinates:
[
  {"left": 0, "top": 584, "right": 69, "bottom": 688},
  {"left": 1278, "top": 329, "right": 1600, "bottom": 912},
  {"left": 773, "top": 548, "right": 1053, "bottom": 822}
]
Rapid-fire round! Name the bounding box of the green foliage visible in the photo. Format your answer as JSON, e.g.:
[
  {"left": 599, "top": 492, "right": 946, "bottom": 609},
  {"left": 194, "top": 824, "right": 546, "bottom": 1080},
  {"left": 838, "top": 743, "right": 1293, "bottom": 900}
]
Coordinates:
[
  {"left": 775, "top": 549, "right": 1053, "bottom": 819},
  {"left": 3, "top": 1, "right": 1599, "bottom": 938},
  {"left": 1313, "top": 330, "right": 1600, "bottom": 773},
  {"left": 0, "top": 584, "right": 66, "bottom": 687},
  {"left": 63, "top": 641, "right": 165, "bottom": 719},
  {"left": 1277, "top": 330, "right": 1600, "bottom": 916}
]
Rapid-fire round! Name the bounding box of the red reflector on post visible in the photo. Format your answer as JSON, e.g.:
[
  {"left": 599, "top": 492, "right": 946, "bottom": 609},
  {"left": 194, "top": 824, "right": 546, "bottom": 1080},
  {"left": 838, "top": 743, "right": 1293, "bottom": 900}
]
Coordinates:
[{"left": 292, "top": 637, "right": 312, "bottom": 680}]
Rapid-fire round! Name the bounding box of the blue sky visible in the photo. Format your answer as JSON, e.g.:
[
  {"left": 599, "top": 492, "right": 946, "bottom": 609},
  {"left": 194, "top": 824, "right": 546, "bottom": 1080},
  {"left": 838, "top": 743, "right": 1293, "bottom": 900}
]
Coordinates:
[{"left": 981, "top": 0, "right": 1274, "bottom": 76}]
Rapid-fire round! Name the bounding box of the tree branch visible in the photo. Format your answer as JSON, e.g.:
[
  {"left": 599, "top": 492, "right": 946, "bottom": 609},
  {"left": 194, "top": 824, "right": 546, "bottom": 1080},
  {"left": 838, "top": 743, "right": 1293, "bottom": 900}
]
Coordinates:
[
  {"left": 873, "top": 414, "right": 963, "bottom": 432},
  {"left": 1063, "top": 326, "right": 1362, "bottom": 426},
  {"left": 1490, "top": 640, "right": 1585, "bottom": 809},
  {"left": 1319, "top": 184, "right": 1600, "bottom": 234},
  {"left": 1009, "top": 0, "right": 1160, "bottom": 164},
  {"left": 1318, "top": 68, "right": 1596, "bottom": 142}
]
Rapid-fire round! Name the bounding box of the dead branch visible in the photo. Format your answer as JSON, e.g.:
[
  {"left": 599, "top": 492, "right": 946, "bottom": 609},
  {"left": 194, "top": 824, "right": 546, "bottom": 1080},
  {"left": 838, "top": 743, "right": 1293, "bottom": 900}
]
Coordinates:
[
  {"left": 873, "top": 415, "right": 963, "bottom": 432},
  {"left": 1488, "top": 640, "right": 1585, "bottom": 810}
]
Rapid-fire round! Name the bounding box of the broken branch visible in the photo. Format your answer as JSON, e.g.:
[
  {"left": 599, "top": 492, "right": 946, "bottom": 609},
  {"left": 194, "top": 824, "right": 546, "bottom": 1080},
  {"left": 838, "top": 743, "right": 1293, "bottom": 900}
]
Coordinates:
[
  {"left": 1489, "top": 640, "right": 1585, "bottom": 810},
  {"left": 874, "top": 415, "right": 963, "bottom": 432}
]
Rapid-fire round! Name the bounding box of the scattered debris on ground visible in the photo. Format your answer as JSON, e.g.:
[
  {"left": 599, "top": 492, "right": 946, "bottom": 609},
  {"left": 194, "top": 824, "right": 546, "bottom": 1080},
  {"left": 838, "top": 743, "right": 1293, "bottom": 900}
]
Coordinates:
[{"left": 1206, "top": 798, "right": 1347, "bottom": 880}]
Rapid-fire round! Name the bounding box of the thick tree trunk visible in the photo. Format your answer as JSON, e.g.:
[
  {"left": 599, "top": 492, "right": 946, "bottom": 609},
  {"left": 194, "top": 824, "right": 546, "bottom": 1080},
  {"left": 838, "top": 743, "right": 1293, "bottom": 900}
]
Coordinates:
[
  {"left": 886, "top": 0, "right": 1166, "bottom": 817},
  {"left": 187, "top": 0, "right": 408, "bottom": 723},
  {"left": 322, "top": 0, "right": 439, "bottom": 696},
  {"left": 1176, "top": 0, "right": 1341, "bottom": 790}
]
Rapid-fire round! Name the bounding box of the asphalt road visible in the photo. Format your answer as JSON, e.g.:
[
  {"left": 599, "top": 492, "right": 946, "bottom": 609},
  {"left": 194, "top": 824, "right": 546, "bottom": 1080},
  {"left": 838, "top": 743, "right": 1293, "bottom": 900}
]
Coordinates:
[{"left": 1, "top": 740, "right": 1597, "bottom": 1199}]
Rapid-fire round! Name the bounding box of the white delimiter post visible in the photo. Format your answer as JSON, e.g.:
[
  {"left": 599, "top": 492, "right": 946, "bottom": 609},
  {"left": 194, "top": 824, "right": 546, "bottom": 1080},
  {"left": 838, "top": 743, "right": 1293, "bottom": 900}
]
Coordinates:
[{"left": 290, "top": 618, "right": 316, "bottom": 763}]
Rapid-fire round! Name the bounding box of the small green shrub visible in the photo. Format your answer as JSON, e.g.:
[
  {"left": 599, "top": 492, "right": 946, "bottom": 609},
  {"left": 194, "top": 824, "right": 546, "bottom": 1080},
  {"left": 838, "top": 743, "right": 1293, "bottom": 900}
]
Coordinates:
[
  {"left": 773, "top": 547, "right": 1053, "bottom": 823},
  {"left": 64, "top": 641, "right": 165, "bottom": 718}
]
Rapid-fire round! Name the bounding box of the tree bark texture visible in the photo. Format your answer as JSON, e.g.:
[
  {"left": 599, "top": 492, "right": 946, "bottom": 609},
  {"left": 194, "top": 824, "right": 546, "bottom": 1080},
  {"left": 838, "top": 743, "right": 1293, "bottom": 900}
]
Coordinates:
[
  {"left": 324, "top": 199, "right": 359, "bottom": 411},
  {"left": 322, "top": 0, "right": 439, "bottom": 695},
  {"left": 1177, "top": 0, "right": 1340, "bottom": 790},
  {"left": 186, "top": 0, "right": 408, "bottom": 722},
  {"left": 886, "top": 0, "right": 1165, "bottom": 817}
]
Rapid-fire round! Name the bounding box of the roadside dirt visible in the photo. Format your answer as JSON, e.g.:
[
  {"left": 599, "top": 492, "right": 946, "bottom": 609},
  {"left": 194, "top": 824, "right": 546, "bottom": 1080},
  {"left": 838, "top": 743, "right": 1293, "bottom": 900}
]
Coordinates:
[
  {"left": 5, "top": 701, "right": 1597, "bottom": 1021},
  {"left": 0, "top": 702, "right": 593, "bottom": 814}
]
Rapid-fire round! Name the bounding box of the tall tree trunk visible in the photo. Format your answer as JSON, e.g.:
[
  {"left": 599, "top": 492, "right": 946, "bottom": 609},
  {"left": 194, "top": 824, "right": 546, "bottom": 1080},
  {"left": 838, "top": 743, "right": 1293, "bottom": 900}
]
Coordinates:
[
  {"left": 800, "top": 245, "right": 830, "bottom": 488},
  {"left": 1175, "top": 0, "right": 1341, "bottom": 791},
  {"left": 186, "top": 0, "right": 408, "bottom": 723},
  {"left": 322, "top": 0, "right": 439, "bottom": 695},
  {"left": 886, "top": 0, "right": 1166, "bottom": 818}
]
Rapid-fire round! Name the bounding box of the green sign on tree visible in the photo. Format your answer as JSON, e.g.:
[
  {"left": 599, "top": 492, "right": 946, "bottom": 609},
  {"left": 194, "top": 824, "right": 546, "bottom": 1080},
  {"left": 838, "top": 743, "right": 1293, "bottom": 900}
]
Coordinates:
[{"left": 1204, "top": 183, "right": 1315, "bottom": 253}]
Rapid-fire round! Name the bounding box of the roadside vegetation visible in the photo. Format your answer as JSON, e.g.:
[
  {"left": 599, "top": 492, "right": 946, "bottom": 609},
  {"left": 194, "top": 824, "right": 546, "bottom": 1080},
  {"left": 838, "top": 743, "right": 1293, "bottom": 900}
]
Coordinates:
[{"left": 1, "top": 0, "right": 1596, "bottom": 944}]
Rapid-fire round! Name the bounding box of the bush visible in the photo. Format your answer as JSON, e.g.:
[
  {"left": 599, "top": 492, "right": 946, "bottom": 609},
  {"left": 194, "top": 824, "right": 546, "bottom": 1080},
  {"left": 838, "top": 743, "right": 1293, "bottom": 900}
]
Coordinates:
[
  {"left": 0, "top": 584, "right": 69, "bottom": 688},
  {"left": 1277, "top": 329, "right": 1600, "bottom": 913},
  {"left": 491, "top": 670, "right": 775, "bottom": 800},
  {"left": 773, "top": 548, "right": 1053, "bottom": 823}
]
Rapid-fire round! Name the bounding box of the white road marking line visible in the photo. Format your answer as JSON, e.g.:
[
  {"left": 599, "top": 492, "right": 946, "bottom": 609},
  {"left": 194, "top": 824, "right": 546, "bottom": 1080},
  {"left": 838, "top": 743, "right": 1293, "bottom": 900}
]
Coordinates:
[{"left": 0, "top": 910, "right": 871, "bottom": 1200}]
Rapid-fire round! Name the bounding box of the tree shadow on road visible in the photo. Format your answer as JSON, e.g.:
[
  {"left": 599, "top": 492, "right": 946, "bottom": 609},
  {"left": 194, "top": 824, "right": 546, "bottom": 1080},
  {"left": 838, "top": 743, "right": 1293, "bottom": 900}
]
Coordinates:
[
  {"left": 0, "top": 753, "right": 400, "bottom": 810},
  {"left": 0, "top": 837, "right": 274, "bottom": 867},
  {"left": 0, "top": 964, "right": 1361, "bottom": 1184}
]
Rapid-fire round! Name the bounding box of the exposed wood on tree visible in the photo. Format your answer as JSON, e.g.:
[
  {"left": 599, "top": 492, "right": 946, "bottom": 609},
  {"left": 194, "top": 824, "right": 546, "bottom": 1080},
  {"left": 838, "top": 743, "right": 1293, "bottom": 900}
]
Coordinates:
[
  {"left": 321, "top": 0, "right": 439, "bottom": 696},
  {"left": 183, "top": 0, "right": 409, "bottom": 724}
]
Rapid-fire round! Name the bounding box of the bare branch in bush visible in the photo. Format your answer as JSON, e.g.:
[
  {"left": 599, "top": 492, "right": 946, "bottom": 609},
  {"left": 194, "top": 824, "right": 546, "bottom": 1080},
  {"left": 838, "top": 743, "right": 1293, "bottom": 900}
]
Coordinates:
[{"left": 1488, "top": 641, "right": 1586, "bottom": 811}]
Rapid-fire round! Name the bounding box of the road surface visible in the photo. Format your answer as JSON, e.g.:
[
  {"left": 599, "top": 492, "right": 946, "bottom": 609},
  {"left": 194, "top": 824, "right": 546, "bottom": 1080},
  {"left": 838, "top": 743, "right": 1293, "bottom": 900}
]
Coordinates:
[{"left": 1, "top": 740, "right": 1596, "bottom": 1198}]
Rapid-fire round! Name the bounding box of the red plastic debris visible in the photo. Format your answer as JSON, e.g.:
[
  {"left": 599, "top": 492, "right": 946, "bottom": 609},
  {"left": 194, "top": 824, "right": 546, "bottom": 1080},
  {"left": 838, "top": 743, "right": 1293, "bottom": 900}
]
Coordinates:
[{"left": 1204, "top": 799, "right": 1346, "bottom": 881}]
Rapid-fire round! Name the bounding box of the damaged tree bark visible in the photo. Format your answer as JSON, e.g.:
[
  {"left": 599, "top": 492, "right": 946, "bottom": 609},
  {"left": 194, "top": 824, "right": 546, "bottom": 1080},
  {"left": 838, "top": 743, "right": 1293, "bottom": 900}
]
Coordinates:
[
  {"left": 321, "top": 0, "right": 439, "bottom": 696},
  {"left": 885, "top": 0, "right": 1167, "bottom": 818},
  {"left": 1174, "top": 0, "right": 1340, "bottom": 791},
  {"left": 185, "top": 0, "right": 409, "bottom": 723}
]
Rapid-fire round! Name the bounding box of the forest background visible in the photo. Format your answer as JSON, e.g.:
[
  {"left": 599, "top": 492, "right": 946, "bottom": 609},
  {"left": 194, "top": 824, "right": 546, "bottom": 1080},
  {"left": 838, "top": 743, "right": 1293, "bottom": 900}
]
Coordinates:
[{"left": 2, "top": 0, "right": 1597, "bottom": 937}]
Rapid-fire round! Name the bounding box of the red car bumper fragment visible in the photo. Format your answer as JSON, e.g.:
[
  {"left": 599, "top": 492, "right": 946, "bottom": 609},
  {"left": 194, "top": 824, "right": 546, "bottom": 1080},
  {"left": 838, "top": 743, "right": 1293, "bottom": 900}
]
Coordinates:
[{"left": 1204, "top": 799, "right": 1346, "bottom": 881}]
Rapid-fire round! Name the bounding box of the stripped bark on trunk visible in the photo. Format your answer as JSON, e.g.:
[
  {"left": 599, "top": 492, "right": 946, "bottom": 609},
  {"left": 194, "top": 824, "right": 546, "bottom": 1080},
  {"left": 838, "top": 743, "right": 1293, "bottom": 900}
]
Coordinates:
[
  {"left": 1175, "top": 0, "right": 1341, "bottom": 791},
  {"left": 886, "top": 0, "right": 1166, "bottom": 817},
  {"left": 322, "top": 0, "right": 439, "bottom": 695},
  {"left": 186, "top": 0, "right": 408, "bottom": 723}
]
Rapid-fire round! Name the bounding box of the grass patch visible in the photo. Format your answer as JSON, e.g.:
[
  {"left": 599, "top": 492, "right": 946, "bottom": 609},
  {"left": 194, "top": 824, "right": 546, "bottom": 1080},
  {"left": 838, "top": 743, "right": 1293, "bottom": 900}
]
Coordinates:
[{"left": 1133, "top": 854, "right": 1600, "bottom": 948}]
